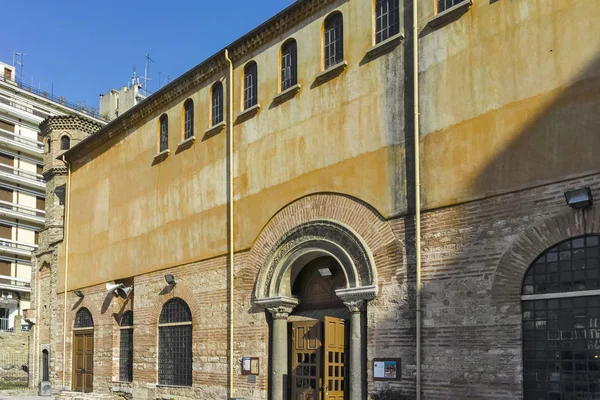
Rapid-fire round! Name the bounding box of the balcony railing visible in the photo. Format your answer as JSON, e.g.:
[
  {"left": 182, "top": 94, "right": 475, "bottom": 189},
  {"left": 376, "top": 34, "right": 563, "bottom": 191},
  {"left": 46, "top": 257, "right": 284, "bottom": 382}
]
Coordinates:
[
  {"left": 0, "top": 200, "right": 44, "bottom": 225},
  {"left": 0, "top": 238, "right": 37, "bottom": 257},
  {"left": 0, "top": 164, "right": 44, "bottom": 190},
  {"left": 0, "top": 274, "right": 30, "bottom": 294},
  {"left": 0, "top": 128, "right": 43, "bottom": 156},
  {"left": 0, "top": 74, "right": 105, "bottom": 121}
]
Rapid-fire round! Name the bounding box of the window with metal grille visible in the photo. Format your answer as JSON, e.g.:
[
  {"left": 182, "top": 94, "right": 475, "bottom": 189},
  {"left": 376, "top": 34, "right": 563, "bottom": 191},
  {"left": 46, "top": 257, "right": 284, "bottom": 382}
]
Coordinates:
[
  {"left": 375, "top": 0, "right": 400, "bottom": 43},
  {"left": 324, "top": 13, "right": 344, "bottom": 70},
  {"left": 119, "top": 311, "right": 133, "bottom": 382},
  {"left": 183, "top": 99, "right": 194, "bottom": 140},
  {"left": 158, "top": 298, "right": 192, "bottom": 386},
  {"left": 522, "top": 235, "right": 600, "bottom": 400},
  {"left": 281, "top": 39, "right": 298, "bottom": 91},
  {"left": 159, "top": 114, "right": 168, "bottom": 152},
  {"left": 438, "top": 0, "right": 464, "bottom": 13},
  {"left": 244, "top": 62, "right": 258, "bottom": 110},
  {"left": 212, "top": 82, "right": 223, "bottom": 126},
  {"left": 60, "top": 136, "right": 70, "bottom": 150},
  {"left": 74, "top": 308, "right": 93, "bottom": 328}
]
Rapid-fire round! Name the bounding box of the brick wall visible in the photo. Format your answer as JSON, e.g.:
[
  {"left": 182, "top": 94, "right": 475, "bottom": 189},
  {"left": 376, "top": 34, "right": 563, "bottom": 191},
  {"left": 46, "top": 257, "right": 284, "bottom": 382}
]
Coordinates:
[{"left": 47, "top": 174, "right": 600, "bottom": 399}]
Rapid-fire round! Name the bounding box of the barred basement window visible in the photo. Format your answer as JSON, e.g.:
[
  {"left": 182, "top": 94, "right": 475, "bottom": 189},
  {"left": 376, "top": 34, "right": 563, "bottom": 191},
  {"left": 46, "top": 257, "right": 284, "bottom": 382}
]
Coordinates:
[
  {"left": 60, "top": 135, "right": 70, "bottom": 150},
  {"left": 281, "top": 39, "right": 298, "bottom": 91},
  {"left": 324, "top": 13, "right": 344, "bottom": 70},
  {"left": 158, "top": 298, "right": 192, "bottom": 386},
  {"left": 212, "top": 82, "right": 223, "bottom": 126},
  {"left": 375, "top": 0, "right": 400, "bottom": 43},
  {"left": 522, "top": 235, "right": 600, "bottom": 400},
  {"left": 183, "top": 99, "right": 194, "bottom": 140},
  {"left": 74, "top": 308, "right": 93, "bottom": 328},
  {"left": 438, "top": 0, "right": 464, "bottom": 13},
  {"left": 159, "top": 114, "right": 168, "bottom": 152},
  {"left": 244, "top": 61, "right": 258, "bottom": 110},
  {"left": 119, "top": 311, "right": 133, "bottom": 382}
]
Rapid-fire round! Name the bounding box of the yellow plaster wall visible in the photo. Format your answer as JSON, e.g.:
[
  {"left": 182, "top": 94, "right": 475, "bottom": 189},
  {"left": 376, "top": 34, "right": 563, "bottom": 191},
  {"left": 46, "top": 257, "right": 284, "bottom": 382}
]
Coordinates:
[
  {"left": 418, "top": 0, "right": 600, "bottom": 208},
  {"left": 60, "top": 0, "right": 406, "bottom": 291}
]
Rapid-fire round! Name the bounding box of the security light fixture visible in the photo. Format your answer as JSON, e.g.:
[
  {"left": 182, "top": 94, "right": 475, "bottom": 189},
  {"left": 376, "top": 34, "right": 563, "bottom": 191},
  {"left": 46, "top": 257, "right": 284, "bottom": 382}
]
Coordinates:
[
  {"left": 164, "top": 274, "right": 176, "bottom": 286},
  {"left": 564, "top": 187, "right": 593, "bottom": 209},
  {"left": 74, "top": 290, "right": 84, "bottom": 298},
  {"left": 318, "top": 268, "right": 333, "bottom": 277}
]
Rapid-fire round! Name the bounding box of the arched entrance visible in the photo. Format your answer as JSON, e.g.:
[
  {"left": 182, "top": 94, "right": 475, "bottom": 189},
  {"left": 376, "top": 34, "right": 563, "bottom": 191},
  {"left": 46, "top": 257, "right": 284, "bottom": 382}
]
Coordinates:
[
  {"left": 254, "top": 221, "right": 377, "bottom": 400},
  {"left": 522, "top": 235, "right": 600, "bottom": 399},
  {"left": 72, "top": 308, "right": 93, "bottom": 393}
]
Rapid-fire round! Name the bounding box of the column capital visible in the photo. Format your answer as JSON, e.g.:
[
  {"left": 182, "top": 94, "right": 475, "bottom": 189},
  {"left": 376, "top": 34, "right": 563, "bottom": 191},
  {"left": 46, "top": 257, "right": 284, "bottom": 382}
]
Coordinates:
[
  {"left": 255, "top": 296, "right": 299, "bottom": 319},
  {"left": 335, "top": 285, "right": 377, "bottom": 313}
]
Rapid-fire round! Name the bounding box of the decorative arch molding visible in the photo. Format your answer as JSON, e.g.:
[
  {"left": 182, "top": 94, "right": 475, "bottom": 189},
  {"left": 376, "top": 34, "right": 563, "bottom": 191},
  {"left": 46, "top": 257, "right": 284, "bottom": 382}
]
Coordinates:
[
  {"left": 249, "top": 193, "right": 402, "bottom": 310},
  {"left": 254, "top": 220, "right": 376, "bottom": 301},
  {"left": 491, "top": 205, "right": 600, "bottom": 306}
]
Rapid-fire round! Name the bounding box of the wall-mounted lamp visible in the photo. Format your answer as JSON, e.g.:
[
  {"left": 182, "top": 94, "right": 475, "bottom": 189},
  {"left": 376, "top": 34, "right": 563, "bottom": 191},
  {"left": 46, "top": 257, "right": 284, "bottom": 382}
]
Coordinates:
[
  {"left": 318, "top": 268, "right": 332, "bottom": 277},
  {"left": 74, "top": 290, "right": 84, "bottom": 298},
  {"left": 164, "top": 274, "right": 176, "bottom": 286},
  {"left": 565, "top": 187, "right": 593, "bottom": 209}
]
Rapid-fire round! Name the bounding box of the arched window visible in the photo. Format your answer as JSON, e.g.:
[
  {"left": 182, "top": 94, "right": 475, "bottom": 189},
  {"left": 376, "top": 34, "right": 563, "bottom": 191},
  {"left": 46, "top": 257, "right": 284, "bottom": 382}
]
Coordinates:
[
  {"left": 324, "top": 13, "right": 344, "bottom": 69},
  {"left": 244, "top": 61, "right": 258, "bottom": 110},
  {"left": 158, "top": 298, "right": 192, "bottom": 386},
  {"left": 47, "top": 138, "right": 51, "bottom": 153},
  {"left": 211, "top": 82, "right": 223, "bottom": 126},
  {"left": 159, "top": 114, "right": 168, "bottom": 152},
  {"left": 281, "top": 39, "right": 298, "bottom": 91},
  {"left": 119, "top": 311, "right": 133, "bottom": 382},
  {"left": 60, "top": 136, "right": 70, "bottom": 150},
  {"left": 375, "top": 0, "right": 400, "bottom": 43},
  {"left": 522, "top": 235, "right": 600, "bottom": 399},
  {"left": 183, "top": 99, "right": 194, "bottom": 140},
  {"left": 74, "top": 308, "right": 93, "bottom": 329}
]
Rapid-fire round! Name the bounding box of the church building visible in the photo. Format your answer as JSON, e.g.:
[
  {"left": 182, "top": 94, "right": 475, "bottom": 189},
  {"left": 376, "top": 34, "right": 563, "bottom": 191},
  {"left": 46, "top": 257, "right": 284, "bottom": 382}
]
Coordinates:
[{"left": 30, "top": 0, "right": 600, "bottom": 399}]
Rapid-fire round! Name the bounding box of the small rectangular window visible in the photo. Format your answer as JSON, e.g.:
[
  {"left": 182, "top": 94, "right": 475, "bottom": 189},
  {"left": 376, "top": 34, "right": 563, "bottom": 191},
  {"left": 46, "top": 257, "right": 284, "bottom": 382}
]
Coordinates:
[
  {"left": 159, "top": 115, "right": 168, "bottom": 152},
  {"left": 375, "top": 0, "right": 400, "bottom": 43},
  {"left": 212, "top": 83, "right": 223, "bottom": 126},
  {"left": 438, "top": 0, "right": 464, "bottom": 13}
]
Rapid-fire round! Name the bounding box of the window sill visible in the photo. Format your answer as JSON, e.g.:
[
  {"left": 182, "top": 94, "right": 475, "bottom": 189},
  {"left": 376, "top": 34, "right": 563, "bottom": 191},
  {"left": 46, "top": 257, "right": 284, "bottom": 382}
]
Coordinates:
[
  {"left": 315, "top": 61, "right": 348, "bottom": 84},
  {"left": 153, "top": 149, "right": 170, "bottom": 164},
  {"left": 176, "top": 136, "right": 196, "bottom": 153},
  {"left": 236, "top": 104, "right": 261, "bottom": 124},
  {"left": 156, "top": 384, "right": 193, "bottom": 389},
  {"left": 272, "top": 84, "right": 301, "bottom": 105},
  {"left": 366, "top": 33, "right": 404, "bottom": 59},
  {"left": 428, "top": 0, "right": 472, "bottom": 28},
  {"left": 204, "top": 121, "right": 225, "bottom": 139}
]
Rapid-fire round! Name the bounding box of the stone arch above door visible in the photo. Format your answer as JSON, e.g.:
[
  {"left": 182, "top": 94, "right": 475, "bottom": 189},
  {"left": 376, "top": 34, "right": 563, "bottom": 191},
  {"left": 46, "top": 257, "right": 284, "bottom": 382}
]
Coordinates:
[
  {"left": 247, "top": 193, "right": 403, "bottom": 310},
  {"left": 490, "top": 205, "right": 600, "bottom": 306}
]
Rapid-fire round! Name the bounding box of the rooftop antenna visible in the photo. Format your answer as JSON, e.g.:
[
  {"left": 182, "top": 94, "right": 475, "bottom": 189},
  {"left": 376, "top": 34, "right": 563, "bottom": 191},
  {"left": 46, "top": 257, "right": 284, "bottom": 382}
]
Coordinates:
[
  {"left": 140, "top": 53, "right": 154, "bottom": 94},
  {"left": 12, "top": 52, "right": 26, "bottom": 84}
]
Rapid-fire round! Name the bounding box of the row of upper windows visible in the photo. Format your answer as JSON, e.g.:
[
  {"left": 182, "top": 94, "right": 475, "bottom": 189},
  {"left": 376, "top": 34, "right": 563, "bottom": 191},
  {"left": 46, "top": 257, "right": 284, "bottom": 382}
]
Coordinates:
[{"left": 155, "top": 0, "right": 403, "bottom": 154}]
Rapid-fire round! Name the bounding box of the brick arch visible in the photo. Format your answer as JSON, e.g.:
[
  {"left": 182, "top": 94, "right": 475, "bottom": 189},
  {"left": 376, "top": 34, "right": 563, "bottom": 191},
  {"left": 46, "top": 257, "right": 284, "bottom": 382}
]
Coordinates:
[
  {"left": 491, "top": 205, "right": 600, "bottom": 306},
  {"left": 148, "top": 282, "right": 202, "bottom": 325},
  {"left": 244, "top": 193, "right": 402, "bottom": 297}
]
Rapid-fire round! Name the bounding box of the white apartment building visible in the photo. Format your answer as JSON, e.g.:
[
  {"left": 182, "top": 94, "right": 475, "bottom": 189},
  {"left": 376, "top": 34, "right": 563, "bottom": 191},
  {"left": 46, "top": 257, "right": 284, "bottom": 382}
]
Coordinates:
[{"left": 0, "top": 61, "right": 105, "bottom": 331}]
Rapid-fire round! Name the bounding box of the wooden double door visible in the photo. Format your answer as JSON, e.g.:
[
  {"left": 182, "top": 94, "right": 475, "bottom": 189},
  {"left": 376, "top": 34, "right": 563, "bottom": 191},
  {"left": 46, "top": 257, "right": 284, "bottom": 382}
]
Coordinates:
[
  {"left": 292, "top": 317, "right": 346, "bottom": 400},
  {"left": 72, "top": 331, "right": 94, "bottom": 392}
]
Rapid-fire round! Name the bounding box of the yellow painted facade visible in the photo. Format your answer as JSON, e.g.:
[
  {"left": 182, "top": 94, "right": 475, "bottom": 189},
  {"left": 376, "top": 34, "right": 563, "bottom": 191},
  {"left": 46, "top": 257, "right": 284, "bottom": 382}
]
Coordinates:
[{"left": 60, "top": 0, "right": 600, "bottom": 292}]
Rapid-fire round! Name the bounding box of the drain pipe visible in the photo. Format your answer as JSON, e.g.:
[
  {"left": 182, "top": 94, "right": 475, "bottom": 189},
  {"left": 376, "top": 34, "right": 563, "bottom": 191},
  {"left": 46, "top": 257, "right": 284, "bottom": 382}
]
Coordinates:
[
  {"left": 224, "top": 49, "right": 235, "bottom": 400},
  {"left": 61, "top": 155, "right": 72, "bottom": 389},
  {"left": 412, "top": 0, "right": 423, "bottom": 398}
]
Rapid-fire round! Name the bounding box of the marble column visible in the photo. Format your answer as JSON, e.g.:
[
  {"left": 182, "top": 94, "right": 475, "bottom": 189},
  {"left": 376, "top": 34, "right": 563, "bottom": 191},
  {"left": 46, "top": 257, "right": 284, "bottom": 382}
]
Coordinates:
[
  {"left": 344, "top": 299, "right": 365, "bottom": 400},
  {"left": 258, "top": 296, "right": 298, "bottom": 400}
]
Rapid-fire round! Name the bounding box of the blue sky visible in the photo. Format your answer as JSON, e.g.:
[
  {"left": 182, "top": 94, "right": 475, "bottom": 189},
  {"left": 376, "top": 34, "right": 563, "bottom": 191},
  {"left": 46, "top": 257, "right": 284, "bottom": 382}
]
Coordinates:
[{"left": 0, "top": 0, "right": 296, "bottom": 111}]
